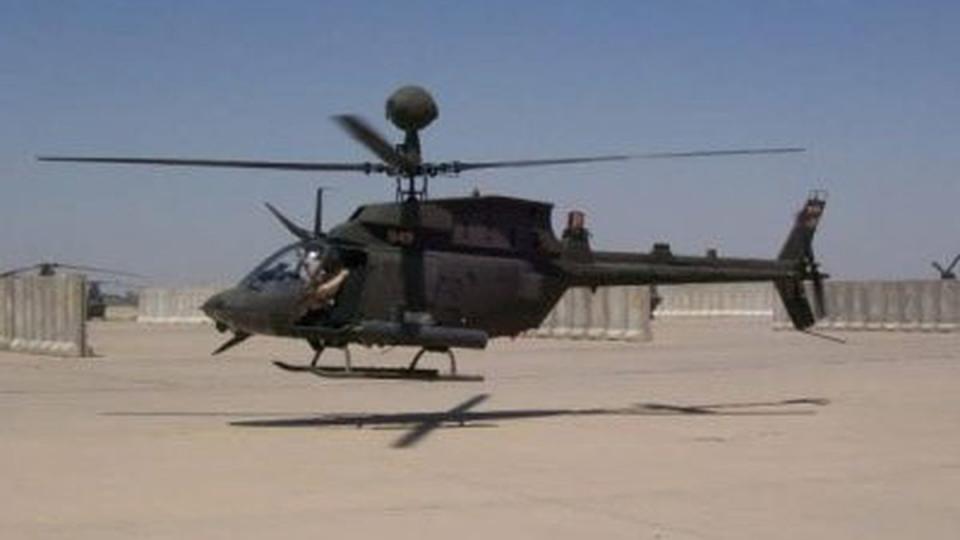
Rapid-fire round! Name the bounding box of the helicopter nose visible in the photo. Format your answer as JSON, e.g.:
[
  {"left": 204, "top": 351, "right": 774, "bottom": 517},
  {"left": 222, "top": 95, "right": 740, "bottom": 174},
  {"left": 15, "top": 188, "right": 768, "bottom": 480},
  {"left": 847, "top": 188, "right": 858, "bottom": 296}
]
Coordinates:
[
  {"left": 202, "top": 288, "right": 252, "bottom": 334},
  {"left": 201, "top": 291, "right": 229, "bottom": 320}
]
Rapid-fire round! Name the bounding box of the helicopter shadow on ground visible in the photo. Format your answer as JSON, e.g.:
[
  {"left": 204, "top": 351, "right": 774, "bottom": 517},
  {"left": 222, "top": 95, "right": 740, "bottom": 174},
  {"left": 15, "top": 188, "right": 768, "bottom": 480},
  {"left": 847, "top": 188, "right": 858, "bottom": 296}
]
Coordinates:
[{"left": 106, "top": 395, "right": 829, "bottom": 449}]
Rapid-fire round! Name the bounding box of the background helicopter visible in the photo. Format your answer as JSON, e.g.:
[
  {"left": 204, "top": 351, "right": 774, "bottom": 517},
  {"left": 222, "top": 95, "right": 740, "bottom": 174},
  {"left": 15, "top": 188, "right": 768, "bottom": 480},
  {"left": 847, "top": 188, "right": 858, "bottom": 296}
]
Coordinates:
[
  {"left": 40, "top": 85, "right": 826, "bottom": 381},
  {"left": 0, "top": 262, "right": 142, "bottom": 319},
  {"left": 932, "top": 254, "right": 959, "bottom": 280}
]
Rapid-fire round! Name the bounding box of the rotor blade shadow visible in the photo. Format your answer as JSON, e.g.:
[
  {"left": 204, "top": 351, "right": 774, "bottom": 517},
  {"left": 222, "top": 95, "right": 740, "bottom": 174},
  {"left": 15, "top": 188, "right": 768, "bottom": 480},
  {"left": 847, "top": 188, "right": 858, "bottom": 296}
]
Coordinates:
[
  {"left": 389, "top": 394, "right": 490, "bottom": 448},
  {"left": 225, "top": 396, "right": 828, "bottom": 448}
]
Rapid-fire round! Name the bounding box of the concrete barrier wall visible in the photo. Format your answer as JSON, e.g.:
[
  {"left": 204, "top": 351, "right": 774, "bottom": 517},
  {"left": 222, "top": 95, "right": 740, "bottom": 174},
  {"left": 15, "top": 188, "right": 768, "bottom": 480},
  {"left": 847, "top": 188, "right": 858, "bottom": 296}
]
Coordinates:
[
  {"left": 0, "top": 276, "right": 88, "bottom": 357},
  {"left": 137, "top": 287, "right": 221, "bottom": 324},
  {"left": 0, "top": 279, "right": 13, "bottom": 351},
  {"left": 656, "top": 283, "right": 775, "bottom": 318},
  {"left": 529, "top": 286, "right": 652, "bottom": 342},
  {"left": 774, "top": 280, "right": 960, "bottom": 332}
]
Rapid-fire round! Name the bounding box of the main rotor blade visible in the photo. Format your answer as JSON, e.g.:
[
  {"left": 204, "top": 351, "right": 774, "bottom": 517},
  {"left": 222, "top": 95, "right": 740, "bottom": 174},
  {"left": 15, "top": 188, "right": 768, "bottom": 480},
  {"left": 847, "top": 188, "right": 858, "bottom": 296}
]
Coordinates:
[
  {"left": 1, "top": 263, "right": 143, "bottom": 278},
  {"left": 52, "top": 264, "right": 145, "bottom": 278},
  {"left": 0, "top": 264, "right": 42, "bottom": 278},
  {"left": 635, "top": 147, "right": 805, "bottom": 159},
  {"left": 443, "top": 147, "right": 805, "bottom": 173},
  {"left": 40, "top": 147, "right": 803, "bottom": 176},
  {"left": 332, "top": 115, "right": 416, "bottom": 174},
  {"left": 38, "top": 156, "right": 386, "bottom": 173},
  {"left": 948, "top": 254, "right": 960, "bottom": 272}
]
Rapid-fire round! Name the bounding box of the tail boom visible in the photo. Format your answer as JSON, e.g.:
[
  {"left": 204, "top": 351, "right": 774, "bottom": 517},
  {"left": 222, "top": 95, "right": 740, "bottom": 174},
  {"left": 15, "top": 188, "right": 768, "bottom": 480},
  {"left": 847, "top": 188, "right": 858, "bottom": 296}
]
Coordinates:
[{"left": 556, "top": 193, "right": 828, "bottom": 331}]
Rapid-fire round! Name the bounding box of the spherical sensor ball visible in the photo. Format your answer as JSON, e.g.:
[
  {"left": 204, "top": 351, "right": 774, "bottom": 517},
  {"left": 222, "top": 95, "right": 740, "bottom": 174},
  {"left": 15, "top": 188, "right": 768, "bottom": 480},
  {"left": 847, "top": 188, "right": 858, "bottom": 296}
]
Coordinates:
[{"left": 385, "top": 86, "right": 439, "bottom": 132}]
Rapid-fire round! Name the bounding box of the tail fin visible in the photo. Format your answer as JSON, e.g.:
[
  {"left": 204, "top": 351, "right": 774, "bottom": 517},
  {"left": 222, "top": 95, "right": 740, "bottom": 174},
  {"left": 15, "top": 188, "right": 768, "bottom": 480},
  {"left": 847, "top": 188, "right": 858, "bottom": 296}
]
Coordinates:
[
  {"left": 775, "top": 192, "right": 827, "bottom": 330},
  {"left": 778, "top": 192, "right": 826, "bottom": 262}
]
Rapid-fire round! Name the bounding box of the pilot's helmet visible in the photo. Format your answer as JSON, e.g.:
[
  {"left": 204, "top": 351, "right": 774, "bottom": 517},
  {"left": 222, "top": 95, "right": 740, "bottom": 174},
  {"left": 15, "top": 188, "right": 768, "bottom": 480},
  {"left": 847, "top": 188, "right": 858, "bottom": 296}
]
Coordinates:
[{"left": 304, "top": 250, "right": 322, "bottom": 274}]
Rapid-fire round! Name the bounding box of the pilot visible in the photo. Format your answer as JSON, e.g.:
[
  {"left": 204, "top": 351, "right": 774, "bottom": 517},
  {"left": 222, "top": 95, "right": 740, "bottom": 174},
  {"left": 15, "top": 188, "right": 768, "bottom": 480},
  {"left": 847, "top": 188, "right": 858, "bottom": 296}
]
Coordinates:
[
  {"left": 301, "top": 250, "right": 322, "bottom": 282},
  {"left": 303, "top": 254, "right": 350, "bottom": 308},
  {"left": 313, "top": 265, "right": 350, "bottom": 305}
]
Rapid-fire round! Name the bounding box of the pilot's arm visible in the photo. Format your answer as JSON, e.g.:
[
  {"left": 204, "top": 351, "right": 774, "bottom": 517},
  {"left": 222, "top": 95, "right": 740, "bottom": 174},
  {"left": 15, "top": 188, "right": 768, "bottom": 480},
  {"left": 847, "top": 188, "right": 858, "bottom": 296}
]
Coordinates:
[{"left": 313, "top": 268, "right": 350, "bottom": 303}]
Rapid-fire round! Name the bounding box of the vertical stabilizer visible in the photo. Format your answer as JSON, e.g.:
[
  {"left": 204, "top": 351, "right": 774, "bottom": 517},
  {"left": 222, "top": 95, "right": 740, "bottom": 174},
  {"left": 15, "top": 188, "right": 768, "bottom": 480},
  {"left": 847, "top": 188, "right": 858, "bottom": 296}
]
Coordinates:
[{"left": 775, "top": 192, "right": 827, "bottom": 330}]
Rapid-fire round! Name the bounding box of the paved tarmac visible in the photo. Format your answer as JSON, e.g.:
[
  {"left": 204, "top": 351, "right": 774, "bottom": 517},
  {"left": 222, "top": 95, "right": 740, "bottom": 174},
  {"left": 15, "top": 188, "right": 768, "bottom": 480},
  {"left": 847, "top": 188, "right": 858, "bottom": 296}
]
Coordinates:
[{"left": 2, "top": 319, "right": 958, "bottom": 539}]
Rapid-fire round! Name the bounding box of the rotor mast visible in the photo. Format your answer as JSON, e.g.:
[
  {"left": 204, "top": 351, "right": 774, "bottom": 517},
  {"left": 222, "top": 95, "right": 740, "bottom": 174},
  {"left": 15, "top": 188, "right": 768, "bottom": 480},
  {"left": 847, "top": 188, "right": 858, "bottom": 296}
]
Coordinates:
[{"left": 386, "top": 86, "right": 437, "bottom": 202}]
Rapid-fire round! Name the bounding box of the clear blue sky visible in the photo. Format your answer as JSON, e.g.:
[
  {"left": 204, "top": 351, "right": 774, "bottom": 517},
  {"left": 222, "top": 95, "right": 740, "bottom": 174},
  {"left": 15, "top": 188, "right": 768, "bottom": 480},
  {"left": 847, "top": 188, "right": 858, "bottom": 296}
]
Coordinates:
[{"left": 2, "top": 1, "right": 958, "bottom": 284}]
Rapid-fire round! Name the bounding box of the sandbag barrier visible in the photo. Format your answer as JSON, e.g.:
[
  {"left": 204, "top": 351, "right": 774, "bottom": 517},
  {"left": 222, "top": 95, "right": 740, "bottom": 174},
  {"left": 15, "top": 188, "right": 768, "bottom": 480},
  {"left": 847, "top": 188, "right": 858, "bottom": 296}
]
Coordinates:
[
  {"left": 0, "top": 275, "right": 88, "bottom": 357},
  {"left": 528, "top": 286, "right": 652, "bottom": 342},
  {"left": 137, "top": 287, "right": 221, "bottom": 324},
  {"left": 774, "top": 280, "right": 960, "bottom": 332}
]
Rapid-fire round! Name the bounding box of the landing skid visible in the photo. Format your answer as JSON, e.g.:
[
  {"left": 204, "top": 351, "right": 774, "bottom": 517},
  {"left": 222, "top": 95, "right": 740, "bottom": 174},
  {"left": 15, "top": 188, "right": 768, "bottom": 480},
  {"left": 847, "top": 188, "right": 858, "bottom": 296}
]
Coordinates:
[
  {"left": 272, "top": 361, "right": 483, "bottom": 382},
  {"left": 273, "top": 345, "right": 483, "bottom": 382}
]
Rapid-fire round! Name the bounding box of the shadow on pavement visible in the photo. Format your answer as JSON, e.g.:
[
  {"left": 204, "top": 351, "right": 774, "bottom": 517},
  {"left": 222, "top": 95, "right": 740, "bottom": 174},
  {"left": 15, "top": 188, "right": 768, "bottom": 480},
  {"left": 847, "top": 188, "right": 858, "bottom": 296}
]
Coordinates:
[{"left": 105, "top": 396, "right": 829, "bottom": 448}]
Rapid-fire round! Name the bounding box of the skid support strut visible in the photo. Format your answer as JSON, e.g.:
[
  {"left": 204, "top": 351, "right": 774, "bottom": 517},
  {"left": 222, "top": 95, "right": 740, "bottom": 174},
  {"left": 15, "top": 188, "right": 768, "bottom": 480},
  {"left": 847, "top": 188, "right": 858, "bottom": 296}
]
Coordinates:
[
  {"left": 409, "top": 347, "right": 457, "bottom": 376},
  {"left": 307, "top": 338, "right": 351, "bottom": 370}
]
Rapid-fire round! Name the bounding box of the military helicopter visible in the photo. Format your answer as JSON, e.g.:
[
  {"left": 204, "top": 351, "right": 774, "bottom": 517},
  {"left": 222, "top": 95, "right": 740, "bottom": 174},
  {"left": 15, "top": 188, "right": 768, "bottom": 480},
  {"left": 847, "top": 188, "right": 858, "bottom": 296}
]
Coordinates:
[
  {"left": 932, "top": 254, "right": 959, "bottom": 280},
  {"left": 40, "top": 85, "right": 827, "bottom": 381},
  {"left": 0, "top": 262, "right": 142, "bottom": 320}
]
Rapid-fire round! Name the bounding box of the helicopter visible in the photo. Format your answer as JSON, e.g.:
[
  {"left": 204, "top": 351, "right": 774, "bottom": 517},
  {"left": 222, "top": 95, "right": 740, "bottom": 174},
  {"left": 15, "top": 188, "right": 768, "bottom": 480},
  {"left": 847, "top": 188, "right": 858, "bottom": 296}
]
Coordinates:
[
  {"left": 932, "top": 254, "right": 959, "bottom": 280},
  {"left": 0, "top": 262, "right": 142, "bottom": 320},
  {"left": 39, "top": 85, "right": 827, "bottom": 381}
]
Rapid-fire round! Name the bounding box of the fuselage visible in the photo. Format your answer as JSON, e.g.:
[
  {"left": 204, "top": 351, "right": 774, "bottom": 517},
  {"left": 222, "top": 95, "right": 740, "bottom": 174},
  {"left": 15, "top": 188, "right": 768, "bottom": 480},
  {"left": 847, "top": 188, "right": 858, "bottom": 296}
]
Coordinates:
[
  {"left": 203, "top": 196, "right": 570, "bottom": 340},
  {"left": 202, "top": 194, "right": 802, "bottom": 344}
]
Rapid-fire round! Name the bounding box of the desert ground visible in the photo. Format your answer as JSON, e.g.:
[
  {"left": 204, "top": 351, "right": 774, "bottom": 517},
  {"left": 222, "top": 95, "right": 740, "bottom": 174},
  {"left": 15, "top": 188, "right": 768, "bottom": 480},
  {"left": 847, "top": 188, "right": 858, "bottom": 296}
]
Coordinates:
[{"left": 2, "top": 318, "right": 958, "bottom": 539}]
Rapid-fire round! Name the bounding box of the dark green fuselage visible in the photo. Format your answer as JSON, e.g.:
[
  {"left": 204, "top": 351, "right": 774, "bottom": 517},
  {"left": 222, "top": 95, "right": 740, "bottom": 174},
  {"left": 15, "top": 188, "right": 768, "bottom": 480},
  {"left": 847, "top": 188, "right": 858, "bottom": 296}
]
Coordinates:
[{"left": 204, "top": 194, "right": 805, "bottom": 346}]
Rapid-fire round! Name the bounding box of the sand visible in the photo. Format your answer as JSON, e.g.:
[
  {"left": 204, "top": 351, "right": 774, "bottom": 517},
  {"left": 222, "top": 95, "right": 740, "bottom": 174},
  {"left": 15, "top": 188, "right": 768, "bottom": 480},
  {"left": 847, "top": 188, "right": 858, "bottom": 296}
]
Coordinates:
[{"left": 2, "top": 319, "right": 958, "bottom": 539}]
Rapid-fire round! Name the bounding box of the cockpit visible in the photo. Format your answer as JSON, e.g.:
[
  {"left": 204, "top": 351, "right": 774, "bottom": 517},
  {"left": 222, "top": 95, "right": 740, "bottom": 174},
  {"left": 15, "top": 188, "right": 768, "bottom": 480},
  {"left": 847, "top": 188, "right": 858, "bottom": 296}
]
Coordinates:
[
  {"left": 202, "top": 240, "right": 362, "bottom": 336},
  {"left": 238, "top": 240, "right": 361, "bottom": 327},
  {"left": 241, "top": 241, "right": 331, "bottom": 292}
]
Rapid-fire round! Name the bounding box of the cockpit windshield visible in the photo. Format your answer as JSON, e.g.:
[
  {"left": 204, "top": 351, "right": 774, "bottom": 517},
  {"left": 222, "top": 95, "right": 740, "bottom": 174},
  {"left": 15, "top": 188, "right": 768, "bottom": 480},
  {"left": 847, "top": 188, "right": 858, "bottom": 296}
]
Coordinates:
[{"left": 241, "top": 242, "right": 328, "bottom": 291}]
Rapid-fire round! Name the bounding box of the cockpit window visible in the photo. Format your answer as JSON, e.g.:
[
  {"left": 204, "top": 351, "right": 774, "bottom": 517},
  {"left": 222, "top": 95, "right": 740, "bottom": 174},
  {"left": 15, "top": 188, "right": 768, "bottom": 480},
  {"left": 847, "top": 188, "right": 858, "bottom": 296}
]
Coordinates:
[{"left": 241, "top": 242, "right": 327, "bottom": 290}]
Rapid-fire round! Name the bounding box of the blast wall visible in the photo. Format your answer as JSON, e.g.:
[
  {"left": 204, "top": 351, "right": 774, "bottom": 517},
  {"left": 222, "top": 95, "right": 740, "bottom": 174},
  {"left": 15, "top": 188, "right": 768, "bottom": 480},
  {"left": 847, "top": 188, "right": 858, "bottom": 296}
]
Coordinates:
[
  {"left": 774, "top": 280, "right": 960, "bottom": 332},
  {"left": 135, "top": 281, "right": 960, "bottom": 337},
  {"left": 656, "top": 283, "right": 775, "bottom": 318},
  {"left": 137, "top": 287, "right": 220, "bottom": 324},
  {"left": 0, "top": 276, "right": 88, "bottom": 357},
  {"left": 529, "top": 286, "right": 652, "bottom": 342},
  {"left": 0, "top": 279, "right": 12, "bottom": 351}
]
